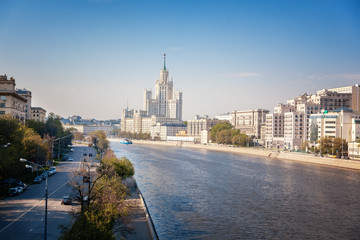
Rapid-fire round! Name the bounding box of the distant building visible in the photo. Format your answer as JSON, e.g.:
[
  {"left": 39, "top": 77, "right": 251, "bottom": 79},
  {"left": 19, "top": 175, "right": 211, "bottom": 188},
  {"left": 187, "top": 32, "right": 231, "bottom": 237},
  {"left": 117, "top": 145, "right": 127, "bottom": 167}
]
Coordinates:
[
  {"left": 187, "top": 116, "right": 224, "bottom": 143},
  {"left": 0, "top": 75, "right": 27, "bottom": 121},
  {"left": 215, "top": 112, "right": 232, "bottom": 121},
  {"left": 121, "top": 54, "right": 183, "bottom": 134},
  {"left": 265, "top": 85, "right": 357, "bottom": 150},
  {"left": 31, "top": 107, "right": 46, "bottom": 122},
  {"left": 16, "top": 89, "right": 32, "bottom": 120},
  {"left": 150, "top": 123, "right": 187, "bottom": 140},
  {"left": 231, "top": 109, "right": 269, "bottom": 139}
]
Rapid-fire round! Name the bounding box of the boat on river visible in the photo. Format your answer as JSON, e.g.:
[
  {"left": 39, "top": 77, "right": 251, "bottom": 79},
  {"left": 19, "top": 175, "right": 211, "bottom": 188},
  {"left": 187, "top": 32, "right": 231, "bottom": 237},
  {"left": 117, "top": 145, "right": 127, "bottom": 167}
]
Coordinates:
[{"left": 120, "top": 138, "right": 132, "bottom": 144}]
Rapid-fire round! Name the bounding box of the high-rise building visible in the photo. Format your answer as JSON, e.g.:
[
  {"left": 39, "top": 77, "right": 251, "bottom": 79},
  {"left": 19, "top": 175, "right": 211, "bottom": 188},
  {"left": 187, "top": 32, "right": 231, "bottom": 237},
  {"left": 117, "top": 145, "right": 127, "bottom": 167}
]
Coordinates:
[
  {"left": 122, "top": 54, "right": 183, "bottom": 134},
  {"left": 143, "top": 54, "right": 182, "bottom": 120}
]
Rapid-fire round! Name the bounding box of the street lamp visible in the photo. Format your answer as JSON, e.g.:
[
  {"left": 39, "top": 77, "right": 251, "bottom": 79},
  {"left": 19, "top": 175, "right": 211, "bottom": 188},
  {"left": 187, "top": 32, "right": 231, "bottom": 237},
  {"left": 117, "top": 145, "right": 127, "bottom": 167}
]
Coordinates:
[
  {"left": 1, "top": 143, "right": 11, "bottom": 148},
  {"left": 20, "top": 158, "right": 48, "bottom": 240}
]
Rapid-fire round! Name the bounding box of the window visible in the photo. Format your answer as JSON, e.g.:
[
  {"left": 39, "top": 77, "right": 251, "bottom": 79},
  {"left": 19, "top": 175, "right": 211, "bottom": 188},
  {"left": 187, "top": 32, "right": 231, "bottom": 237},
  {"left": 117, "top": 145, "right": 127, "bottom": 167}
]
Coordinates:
[
  {"left": 1, "top": 96, "right": 5, "bottom": 101},
  {"left": 0, "top": 103, "right": 5, "bottom": 108},
  {"left": 0, "top": 111, "right": 5, "bottom": 115}
]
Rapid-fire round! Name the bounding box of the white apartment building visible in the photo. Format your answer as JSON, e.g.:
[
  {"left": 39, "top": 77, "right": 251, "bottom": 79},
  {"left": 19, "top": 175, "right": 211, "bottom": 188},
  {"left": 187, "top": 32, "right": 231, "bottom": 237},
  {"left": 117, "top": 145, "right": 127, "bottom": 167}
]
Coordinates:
[
  {"left": 265, "top": 86, "right": 357, "bottom": 150},
  {"left": 231, "top": 109, "right": 269, "bottom": 139},
  {"left": 187, "top": 116, "right": 224, "bottom": 142},
  {"left": 308, "top": 107, "right": 356, "bottom": 143},
  {"left": 150, "top": 123, "right": 187, "bottom": 140}
]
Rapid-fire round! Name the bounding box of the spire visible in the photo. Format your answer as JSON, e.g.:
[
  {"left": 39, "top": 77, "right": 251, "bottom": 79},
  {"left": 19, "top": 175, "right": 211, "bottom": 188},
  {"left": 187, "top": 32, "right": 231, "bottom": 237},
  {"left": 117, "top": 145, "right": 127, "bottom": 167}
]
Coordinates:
[{"left": 163, "top": 53, "right": 166, "bottom": 70}]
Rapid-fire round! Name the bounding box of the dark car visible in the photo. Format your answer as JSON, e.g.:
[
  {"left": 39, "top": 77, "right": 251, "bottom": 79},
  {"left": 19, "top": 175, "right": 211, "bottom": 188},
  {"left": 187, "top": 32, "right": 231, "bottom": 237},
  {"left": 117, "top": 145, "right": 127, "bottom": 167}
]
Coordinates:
[
  {"left": 8, "top": 188, "right": 18, "bottom": 196},
  {"left": 61, "top": 196, "right": 72, "bottom": 205},
  {"left": 18, "top": 182, "right": 28, "bottom": 191},
  {"left": 34, "top": 176, "right": 42, "bottom": 184}
]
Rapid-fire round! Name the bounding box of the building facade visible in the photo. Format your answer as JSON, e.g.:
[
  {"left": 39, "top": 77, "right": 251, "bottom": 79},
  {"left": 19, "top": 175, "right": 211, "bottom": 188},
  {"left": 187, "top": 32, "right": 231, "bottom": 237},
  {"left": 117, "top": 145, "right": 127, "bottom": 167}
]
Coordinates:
[
  {"left": 0, "top": 75, "right": 27, "bottom": 121},
  {"left": 121, "top": 54, "right": 183, "bottom": 134},
  {"left": 16, "top": 89, "right": 32, "bottom": 120},
  {"left": 231, "top": 109, "right": 269, "bottom": 139},
  {"left": 31, "top": 107, "right": 46, "bottom": 122},
  {"left": 143, "top": 54, "right": 182, "bottom": 121}
]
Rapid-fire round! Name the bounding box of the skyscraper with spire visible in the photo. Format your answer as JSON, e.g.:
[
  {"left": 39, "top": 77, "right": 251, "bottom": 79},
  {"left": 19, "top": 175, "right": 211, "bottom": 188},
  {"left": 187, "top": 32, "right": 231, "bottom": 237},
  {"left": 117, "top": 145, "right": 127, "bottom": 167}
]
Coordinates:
[
  {"left": 143, "top": 53, "right": 183, "bottom": 120},
  {"left": 121, "top": 54, "right": 183, "bottom": 134}
]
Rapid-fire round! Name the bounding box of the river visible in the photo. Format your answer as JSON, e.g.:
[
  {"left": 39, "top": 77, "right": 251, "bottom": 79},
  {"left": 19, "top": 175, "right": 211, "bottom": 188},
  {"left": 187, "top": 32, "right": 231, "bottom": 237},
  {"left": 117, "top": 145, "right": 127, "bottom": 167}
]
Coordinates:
[{"left": 111, "top": 142, "right": 360, "bottom": 240}]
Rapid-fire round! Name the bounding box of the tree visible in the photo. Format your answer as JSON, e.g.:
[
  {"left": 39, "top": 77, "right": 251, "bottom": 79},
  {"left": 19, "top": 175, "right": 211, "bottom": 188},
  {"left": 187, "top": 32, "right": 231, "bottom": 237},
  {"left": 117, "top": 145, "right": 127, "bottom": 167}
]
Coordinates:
[
  {"left": 0, "top": 115, "right": 26, "bottom": 182},
  {"left": 26, "top": 120, "right": 47, "bottom": 137},
  {"left": 45, "top": 112, "right": 63, "bottom": 137},
  {"left": 210, "top": 121, "right": 233, "bottom": 141},
  {"left": 89, "top": 130, "right": 109, "bottom": 152}
]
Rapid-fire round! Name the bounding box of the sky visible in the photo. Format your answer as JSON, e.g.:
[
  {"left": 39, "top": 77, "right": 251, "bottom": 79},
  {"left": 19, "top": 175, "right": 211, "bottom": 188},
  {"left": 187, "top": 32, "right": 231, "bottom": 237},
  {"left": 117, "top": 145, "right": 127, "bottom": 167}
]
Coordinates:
[{"left": 0, "top": 0, "right": 359, "bottom": 120}]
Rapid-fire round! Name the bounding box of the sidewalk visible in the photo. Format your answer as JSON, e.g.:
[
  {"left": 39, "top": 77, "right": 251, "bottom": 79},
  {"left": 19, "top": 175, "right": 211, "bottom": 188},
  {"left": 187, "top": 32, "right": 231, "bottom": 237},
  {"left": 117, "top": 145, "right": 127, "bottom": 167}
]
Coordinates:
[{"left": 114, "top": 177, "right": 155, "bottom": 240}]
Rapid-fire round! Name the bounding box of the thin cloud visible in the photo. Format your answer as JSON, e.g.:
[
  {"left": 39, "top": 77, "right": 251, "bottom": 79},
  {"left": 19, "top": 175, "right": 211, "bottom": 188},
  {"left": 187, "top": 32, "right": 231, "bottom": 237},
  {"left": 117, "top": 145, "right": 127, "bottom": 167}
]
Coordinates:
[
  {"left": 309, "top": 73, "right": 360, "bottom": 81},
  {"left": 233, "top": 72, "right": 261, "bottom": 78}
]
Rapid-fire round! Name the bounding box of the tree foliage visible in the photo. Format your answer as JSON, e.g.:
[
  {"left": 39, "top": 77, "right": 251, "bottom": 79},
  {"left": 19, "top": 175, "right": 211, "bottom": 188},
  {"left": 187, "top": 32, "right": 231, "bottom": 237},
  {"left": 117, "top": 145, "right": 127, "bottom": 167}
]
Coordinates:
[
  {"left": 89, "top": 130, "right": 109, "bottom": 152},
  {"left": 210, "top": 121, "right": 233, "bottom": 141},
  {"left": 62, "top": 149, "right": 134, "bottom": 240},
  {"left": 319, "top": 137, "right": 348, "bottom": 155}
]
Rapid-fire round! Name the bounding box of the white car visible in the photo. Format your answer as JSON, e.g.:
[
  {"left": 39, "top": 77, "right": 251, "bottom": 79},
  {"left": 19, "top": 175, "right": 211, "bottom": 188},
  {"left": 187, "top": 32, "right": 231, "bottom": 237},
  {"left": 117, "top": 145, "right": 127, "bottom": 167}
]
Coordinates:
[
  {"left": 50, "top": 167, "right": 56, "bottom": 175},
  {"left": 68, "top": 157, "right": 73, "bottom": 161}
]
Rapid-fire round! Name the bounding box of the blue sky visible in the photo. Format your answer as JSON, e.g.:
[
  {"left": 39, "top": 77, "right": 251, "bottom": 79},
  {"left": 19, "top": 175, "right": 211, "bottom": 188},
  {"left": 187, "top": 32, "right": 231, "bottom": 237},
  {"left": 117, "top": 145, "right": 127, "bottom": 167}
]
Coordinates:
[{"left": 0, "top": 0, "right": 359, "bottom": 120}]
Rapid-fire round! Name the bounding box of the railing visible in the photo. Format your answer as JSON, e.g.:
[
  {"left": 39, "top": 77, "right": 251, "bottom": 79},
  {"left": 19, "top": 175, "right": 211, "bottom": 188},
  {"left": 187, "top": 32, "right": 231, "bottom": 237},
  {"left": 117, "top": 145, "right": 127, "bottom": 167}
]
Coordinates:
[{"left": 135, "top": 181, "right": 159, "bottom": 240}]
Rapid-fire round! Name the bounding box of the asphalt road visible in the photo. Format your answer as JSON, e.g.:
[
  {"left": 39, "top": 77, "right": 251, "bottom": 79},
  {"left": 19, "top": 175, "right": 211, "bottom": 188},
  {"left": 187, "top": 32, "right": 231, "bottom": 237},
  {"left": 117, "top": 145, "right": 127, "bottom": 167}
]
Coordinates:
[{"left": 0, "top": 144, "right": 97, "bottom": 240}]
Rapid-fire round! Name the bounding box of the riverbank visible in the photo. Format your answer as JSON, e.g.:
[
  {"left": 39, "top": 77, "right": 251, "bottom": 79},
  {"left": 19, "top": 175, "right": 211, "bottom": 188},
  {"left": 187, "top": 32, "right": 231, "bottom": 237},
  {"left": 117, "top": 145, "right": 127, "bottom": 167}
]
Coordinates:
[
  {"left": 115, "top": 177, "right": 157, "bottom": 240},
  {"left": 109, "top": 139, "right": 360, "bottom": 171}
]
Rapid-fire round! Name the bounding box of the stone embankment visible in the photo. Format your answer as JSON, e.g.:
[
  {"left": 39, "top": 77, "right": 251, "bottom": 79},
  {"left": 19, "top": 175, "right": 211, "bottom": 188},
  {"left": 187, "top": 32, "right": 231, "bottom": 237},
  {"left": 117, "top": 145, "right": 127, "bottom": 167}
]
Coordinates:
[{"left": 110, "top": 139, "right": 360, "bottom": 171}]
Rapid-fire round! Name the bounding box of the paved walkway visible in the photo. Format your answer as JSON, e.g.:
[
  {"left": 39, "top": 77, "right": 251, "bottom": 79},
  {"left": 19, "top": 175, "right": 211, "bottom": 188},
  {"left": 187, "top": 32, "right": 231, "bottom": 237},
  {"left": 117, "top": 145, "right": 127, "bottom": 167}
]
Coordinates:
[{"left": 114, "top": 177, "right": 154, "bottom": 240}]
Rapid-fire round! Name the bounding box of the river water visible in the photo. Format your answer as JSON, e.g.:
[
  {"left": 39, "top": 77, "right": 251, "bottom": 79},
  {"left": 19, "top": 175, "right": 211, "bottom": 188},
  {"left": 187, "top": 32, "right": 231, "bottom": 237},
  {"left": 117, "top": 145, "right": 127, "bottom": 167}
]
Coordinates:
[{"left": 111, "top": 142, "right": 360, "bottom": 240}]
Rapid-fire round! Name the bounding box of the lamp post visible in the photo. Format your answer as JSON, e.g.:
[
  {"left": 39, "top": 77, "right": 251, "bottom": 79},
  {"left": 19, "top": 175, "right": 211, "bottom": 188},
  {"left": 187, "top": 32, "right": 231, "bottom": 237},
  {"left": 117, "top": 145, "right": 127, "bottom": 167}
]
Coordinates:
[
  {"left": 1, "top": 143, "right": 11, "bottom": 148},
  {"left": 20, "top": 158, "right": 48, "bottom": 240}
]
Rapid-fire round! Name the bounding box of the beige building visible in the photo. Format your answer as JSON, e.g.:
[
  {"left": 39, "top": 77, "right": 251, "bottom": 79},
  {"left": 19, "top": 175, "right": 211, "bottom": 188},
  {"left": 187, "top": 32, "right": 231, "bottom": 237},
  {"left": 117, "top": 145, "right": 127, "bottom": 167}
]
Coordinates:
[
  {"left": 0, "top": 75, "right": 27, "bottom": 121},
  {"left": 231, "top": 109, "right": 269, "bottom": 139},
  {"left": 326, "top": 85, "right": 360, "bottom": 111},
  {"left": 187, "top": 116, "right": 223, "bottom": 140},
  {"left": 31, "top": 107, "right": 46, "bottom": 122},
  {"left": 16, "top": 89, "right": 32, "bottom": 120}
]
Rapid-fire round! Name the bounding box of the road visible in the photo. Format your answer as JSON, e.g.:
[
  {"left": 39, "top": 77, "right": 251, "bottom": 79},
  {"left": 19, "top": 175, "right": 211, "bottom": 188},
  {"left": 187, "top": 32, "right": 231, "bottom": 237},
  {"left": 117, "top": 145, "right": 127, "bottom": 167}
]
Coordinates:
[{"left": 0, "top": 144, "right": 97, "bottom": 240}]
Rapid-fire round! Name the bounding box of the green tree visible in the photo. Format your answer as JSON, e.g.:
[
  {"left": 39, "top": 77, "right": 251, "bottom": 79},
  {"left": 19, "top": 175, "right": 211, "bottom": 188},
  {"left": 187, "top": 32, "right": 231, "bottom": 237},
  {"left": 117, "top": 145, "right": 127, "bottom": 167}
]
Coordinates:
[
  {"left": 0, "top": 115, "right": 26, "bottom": 182},
  {"left": 26, "top": 120, "right": 47, "bottom": 137},
  {"left": 89, "top": 130, "right": 109, "bottom": 152},
  {"left": 210, "top": 121, "right": 233, "bottom": 141}
]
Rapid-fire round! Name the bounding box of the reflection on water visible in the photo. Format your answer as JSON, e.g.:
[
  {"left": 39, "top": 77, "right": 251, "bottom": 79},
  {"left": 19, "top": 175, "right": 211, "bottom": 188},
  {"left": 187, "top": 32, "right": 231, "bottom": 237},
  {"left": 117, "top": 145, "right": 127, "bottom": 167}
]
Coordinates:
[{"left": 112, "top": 142, "right": 360, "bottom": 240}]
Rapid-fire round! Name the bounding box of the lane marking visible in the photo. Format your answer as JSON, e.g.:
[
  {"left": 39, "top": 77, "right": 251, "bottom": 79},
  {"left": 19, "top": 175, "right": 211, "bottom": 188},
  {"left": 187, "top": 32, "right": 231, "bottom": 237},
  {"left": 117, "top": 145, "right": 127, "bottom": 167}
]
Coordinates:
[{"left": 0, "top": 160, "right": 82, "bottom": 234}]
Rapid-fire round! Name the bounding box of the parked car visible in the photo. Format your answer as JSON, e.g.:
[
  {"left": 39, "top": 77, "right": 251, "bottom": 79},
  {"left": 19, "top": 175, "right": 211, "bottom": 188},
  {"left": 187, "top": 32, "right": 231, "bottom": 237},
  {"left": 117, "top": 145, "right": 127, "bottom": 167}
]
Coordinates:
[
  {"left": 18, "top": 182, "right": 28, "bottom": 191},
  {"left": 61, "top": 196, "right": 72, "bottom": 205},
  {"left": 8, "top": 188, "right": 18, "bottom": 196},
  {"left": 15, "top": 186, "right": 23, "bottom": 194},
  {"left": 34, "top": 176, "right": 42, "bottom": 184},
  {"left": 40, "top": 172, "right": 48, "bottom": 180},
  {"left": 68, "top": 157, "right": 73, "bottom": 161},
  {"left": 50, "top": 167, "right": 56, "bottom": 175}
]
